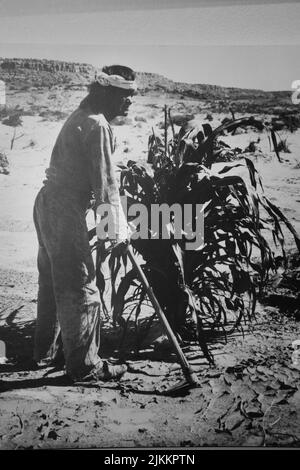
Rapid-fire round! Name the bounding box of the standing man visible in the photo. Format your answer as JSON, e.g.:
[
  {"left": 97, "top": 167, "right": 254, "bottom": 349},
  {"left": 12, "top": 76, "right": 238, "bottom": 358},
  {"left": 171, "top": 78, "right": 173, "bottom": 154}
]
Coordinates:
[{"left": 33, "top": 65, "right": 136, "bottom": 382}]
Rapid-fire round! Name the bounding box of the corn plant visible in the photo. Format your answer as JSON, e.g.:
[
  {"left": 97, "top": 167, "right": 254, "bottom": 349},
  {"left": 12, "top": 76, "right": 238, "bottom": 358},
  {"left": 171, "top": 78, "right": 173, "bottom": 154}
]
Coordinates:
[{"left": 94, "top": 110, "right": 300, "bottom": 363}]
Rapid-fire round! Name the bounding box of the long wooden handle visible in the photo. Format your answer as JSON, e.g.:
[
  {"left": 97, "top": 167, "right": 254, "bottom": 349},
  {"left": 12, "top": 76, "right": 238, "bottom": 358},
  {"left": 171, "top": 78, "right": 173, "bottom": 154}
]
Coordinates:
[{"left": 126, "top": 245, "right": 197, "bottom": 384}]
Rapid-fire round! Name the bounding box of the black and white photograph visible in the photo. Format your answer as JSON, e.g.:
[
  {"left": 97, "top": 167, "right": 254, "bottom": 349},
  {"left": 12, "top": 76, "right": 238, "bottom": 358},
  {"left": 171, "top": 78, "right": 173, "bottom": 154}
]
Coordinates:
[{"left": 0, "top": 0, "right": 299, "bottom": 452}]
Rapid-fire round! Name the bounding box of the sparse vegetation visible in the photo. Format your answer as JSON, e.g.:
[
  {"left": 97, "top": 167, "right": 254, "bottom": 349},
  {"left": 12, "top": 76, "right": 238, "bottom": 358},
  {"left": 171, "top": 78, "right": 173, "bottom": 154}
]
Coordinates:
[
  {"left": 244, "top": 138, "right": 261, "bottom": 153},
  {"left": 39, "top": 110, "right": 69, "bottom": 121},
  {"left": 0, "top": 107, "right": 23, "bottom": 126},
  {"left": 26, "top": 139, "right": 37, "bottom": 149},
  {"left": 2, "top": 114, "right": 22, "bottom": 127},
  {"left": 0, "top": 151, "right": 9, "bottom": 174},
  {"left": 277, "top": 138, "right": 291, "bottom": 153},
  {"left": 134, "top": 115, "right": 147, "bottom": 123}
]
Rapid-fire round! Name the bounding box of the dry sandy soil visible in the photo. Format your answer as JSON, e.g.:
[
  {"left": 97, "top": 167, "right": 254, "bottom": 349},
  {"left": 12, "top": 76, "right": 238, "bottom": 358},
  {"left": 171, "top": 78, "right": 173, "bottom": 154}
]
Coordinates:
[{"left": 0, "top": 91, "right": 299, "bottom": 449}]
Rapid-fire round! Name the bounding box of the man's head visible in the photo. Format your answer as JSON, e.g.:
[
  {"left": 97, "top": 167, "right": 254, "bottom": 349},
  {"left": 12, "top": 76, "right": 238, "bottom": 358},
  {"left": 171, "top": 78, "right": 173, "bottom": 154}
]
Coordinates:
[{"left": 87, "top": 65, "right": 137, "bottom": 121}]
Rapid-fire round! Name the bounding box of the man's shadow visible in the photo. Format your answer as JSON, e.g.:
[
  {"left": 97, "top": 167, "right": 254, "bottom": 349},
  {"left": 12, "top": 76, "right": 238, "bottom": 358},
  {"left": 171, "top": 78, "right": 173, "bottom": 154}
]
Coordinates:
[{"left": 0, "top": 372, "right": 72, "bottom": 393}]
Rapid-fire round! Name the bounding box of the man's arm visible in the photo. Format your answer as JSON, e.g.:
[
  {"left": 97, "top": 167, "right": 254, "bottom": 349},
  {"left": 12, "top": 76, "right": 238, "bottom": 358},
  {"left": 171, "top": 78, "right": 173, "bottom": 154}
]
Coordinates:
[
  {"left": 84, "top": 123, "right": 119, "bottom": 207},
  {"left": 83, "top": 123, "right": 129, "bottom": 242}
]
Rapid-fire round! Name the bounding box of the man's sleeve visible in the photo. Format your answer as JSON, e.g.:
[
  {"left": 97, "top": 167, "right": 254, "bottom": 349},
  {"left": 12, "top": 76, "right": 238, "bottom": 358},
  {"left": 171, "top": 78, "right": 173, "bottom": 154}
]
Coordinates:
[
  {"left": 83, "top": 123, "right": 129, "bottom": 240},
  {"left": 83, "top": 124, "right": 119, "bottom": 207}
]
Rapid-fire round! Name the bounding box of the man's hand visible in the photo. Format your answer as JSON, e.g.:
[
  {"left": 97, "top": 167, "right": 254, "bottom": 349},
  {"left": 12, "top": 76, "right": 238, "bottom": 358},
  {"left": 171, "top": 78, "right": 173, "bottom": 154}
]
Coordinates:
[{"left": 109, "top": 217, "right": 133, "bottom": 251}]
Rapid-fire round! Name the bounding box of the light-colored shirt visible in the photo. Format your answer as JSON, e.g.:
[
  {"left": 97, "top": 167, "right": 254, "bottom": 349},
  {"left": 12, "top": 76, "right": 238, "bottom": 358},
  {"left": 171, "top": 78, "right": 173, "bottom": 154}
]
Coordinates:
[
  {"left": 45, "top": 105, "right": 128, "bottom": 240},
  {"left": 45, "top": 106, "right": 119, "bottom": 207}
]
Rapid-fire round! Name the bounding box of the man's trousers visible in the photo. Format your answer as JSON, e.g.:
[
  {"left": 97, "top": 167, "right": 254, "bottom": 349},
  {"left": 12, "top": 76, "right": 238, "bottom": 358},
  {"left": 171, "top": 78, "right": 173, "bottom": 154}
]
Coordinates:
[{"left": 33, "top": 184, "right": 102, "bottom": 380}]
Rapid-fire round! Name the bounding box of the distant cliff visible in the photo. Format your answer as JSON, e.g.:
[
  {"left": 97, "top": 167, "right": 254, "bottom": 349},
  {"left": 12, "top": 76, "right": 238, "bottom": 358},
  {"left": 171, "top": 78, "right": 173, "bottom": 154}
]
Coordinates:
[
  {"left": 0, "top": 58, "right": 94, "bottom": 88},
  {"left": 0, "top": 57, "right": 290, "bottom": 102}
]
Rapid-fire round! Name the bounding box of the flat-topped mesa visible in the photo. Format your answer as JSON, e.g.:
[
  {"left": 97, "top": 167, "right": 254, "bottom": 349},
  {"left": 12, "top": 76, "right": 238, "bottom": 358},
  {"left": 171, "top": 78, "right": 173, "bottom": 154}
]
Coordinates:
[
  {"left": 0, "top": 58, "right": 94, "bottom": 74},
  {"left": 0, "top": 58, "right": 293, "bottom": 103}
]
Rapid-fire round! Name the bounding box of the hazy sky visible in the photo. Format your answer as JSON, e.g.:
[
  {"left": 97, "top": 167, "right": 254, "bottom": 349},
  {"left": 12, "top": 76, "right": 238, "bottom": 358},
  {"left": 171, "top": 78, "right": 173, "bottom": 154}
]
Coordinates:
[{"left": 0, "top": 0, "right": 299, "bottom": 90}]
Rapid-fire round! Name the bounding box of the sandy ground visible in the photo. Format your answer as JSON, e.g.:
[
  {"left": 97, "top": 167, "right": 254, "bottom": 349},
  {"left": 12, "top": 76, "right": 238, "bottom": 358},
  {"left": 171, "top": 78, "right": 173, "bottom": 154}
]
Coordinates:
[{"left": 0, "top": 94, "right": 299, "bottom": 449}]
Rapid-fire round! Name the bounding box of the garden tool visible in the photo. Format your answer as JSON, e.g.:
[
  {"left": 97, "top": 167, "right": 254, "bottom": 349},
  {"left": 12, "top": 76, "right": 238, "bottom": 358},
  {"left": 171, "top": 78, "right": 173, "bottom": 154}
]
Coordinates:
[{"left": 125, "top": 244, "right": 199, "bottom": 395}]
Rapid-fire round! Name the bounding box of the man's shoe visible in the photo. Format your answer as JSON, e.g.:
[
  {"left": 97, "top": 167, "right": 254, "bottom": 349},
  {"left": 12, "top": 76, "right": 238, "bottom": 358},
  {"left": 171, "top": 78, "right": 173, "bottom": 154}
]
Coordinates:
[{"left": 76, "top": 361, "right": 127, "bottom": 383}]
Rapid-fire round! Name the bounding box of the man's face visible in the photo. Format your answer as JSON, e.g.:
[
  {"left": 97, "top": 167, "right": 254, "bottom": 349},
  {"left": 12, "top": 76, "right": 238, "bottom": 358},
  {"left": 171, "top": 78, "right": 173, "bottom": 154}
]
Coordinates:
[{"left": 107, "top": 88, "right": 134, "bottom": 120}]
